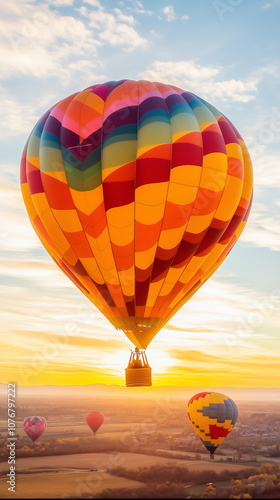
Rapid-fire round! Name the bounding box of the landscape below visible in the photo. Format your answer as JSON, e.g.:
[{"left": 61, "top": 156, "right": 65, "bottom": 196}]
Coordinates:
[{"left": 0, "top": 384, "right": 280, "bottom": 499}]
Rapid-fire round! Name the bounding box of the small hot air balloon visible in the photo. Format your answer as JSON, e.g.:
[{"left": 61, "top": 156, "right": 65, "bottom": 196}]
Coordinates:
[
  {"left": 188, "top": 392, "right": 238, "bottom": 458},
  {"left": 23, "top": 416, "right": 47, "bottom": 442},
  {"left": 86, "top": 412, "right": 104, "bottom": 435},
  {"left": 20, "top": 80, "right": 253, "bottom": 387}
]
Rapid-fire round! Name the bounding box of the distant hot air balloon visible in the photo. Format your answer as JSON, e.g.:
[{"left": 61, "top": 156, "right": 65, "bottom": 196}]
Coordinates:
[
  {"left": 20, "top": 80, "right": 253, "bottom": 387},
  {"left": 188, "top": 392, "right": 238, "bottom": 458},
  {"left": 23, "top": 416, "right": 47, "bottom": 442},
  {"left": 86, "top": 412, "right": 104, "bottom": 435}
]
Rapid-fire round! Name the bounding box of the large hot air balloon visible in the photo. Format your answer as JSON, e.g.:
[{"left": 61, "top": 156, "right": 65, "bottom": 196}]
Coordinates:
[
  {"left": 23, "top": 416, "right": 47, "bottom": 442},
  {"left": 188, "top": 392, "right": 238, "bottom": 458},
  {"left": 86, "top": 412, "right": 104, "bottom": 435},
  {"left": 20, "top": 80, "right": 253, "bottom": 386}
]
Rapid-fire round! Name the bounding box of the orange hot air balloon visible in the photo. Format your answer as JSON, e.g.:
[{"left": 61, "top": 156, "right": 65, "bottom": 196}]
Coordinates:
[
  {"left": 86, "top": 412, "right": 104, "bottom": 435},
  {"left": 20, "top": 80, "right": 253, "bottom": 387}
]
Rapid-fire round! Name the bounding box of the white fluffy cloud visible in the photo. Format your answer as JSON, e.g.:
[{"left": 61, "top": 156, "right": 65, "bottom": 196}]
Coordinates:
[
  {"left": 162, "top": 5, "right": 177, "bottom": 21},
  {"left": 83, "top": 0, "right": 102, "bottom": 7},
  {"left": 140, "top": 59, "right": 218, "bottom": 82},
  {"left": 0, "top": 0, "right": 147, "bottom": 85},
  {"left": 139, "top": 60, "right": 260, "bottom": 102},
  {"left": 114, "top": 8, "right": 136, "bottom": 25},
  {"left": 86, "top": 8, "right": 147, "bottom": 51},
  {"left": 0, "top": 2, "right": 102, "bottom": 83}
]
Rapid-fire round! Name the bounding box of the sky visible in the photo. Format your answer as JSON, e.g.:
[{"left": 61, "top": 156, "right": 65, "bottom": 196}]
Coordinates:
[{"left": 1, "top": 0, "right": 280, "bottom": 388}]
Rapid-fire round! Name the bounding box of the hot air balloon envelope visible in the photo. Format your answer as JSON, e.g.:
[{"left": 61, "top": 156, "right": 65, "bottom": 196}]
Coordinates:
[
  {"left": 23, "top": 416, "right": 47, "bottom": 442},
  {"left": 86, "top": 412, "right": 104, "bottom": 434},
  {"left": 188, "top": 392, "right": 238, "bottom": 456},
  {"left": 20, "top": 80, "right": 253, "bottom": 385}
]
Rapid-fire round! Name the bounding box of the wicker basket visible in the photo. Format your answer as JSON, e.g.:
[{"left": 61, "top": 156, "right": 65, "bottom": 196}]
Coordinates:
[{"left": 125, "top": 367, "right": 152, "bottom": 387}]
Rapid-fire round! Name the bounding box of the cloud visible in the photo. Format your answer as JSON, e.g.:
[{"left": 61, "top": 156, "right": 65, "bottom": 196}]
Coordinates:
[
  {"left": 127, "top": 0, "right": 153, "bottom": 16},
  {"left": 152, "top": 276, "right": 280, "bottom": 363},
  {"left": 239, "top": 201, "right": 280, "bottom": 252},
  {"left": 0, "top": 0, "right": 35, "bottom": 16},
  {"left": 0, "top": 2, "right": 102, "bottom": 83},
  {"left": 263, "top": 3, "right": 272, "bottom": 8},
  {"left": 139, "top": 60, "right": 261, "bottom": 102},
  {"left": 164, "top": 325, "right": 217, "bottom": 334},
  {"left": 167, "top": 349, "right": 280, "bottom": 379},
  {"left": 162, "top": 350, "right": 280, "bottom": 388},
  {"left": 65, "top": 59, "right": 106, "bottom": 85},
  {"left": 114, "top": 8, "right": 136, "bottom": 24},
  {"left": 140, "top": 59, "right": 218, "bottom": 82},
  {"left": 243, "top": 105, "right": 280, "bottom": 159},
  {"left": 0, "top": 0, "right": 148, "bottom": 87},
  {"left": 99, "top": 23, "right": 147, "bottom": 51},
  {"left": 170, "top": 349, "right": 221, "bottom": 364},
  {"left": 169, "top": 349, "right": 280, "bottom": 370},
  {"left": 0, "top": 258, "right": 59, "bottom": 280},
  {"left": 48, "top": 0, "right": 75, "bottom": 5},
  {"left": 83, "top": 0, "right": 102, "bottom": 7},
  {"left": 0, "top": 181, "right": 42, "bottom": 252},
  {"left": 203, "top": 78, "right": 258, "bottom": 102},
  {"left": 58, "top": 335, "right": 124, "bottom": 351},
  {"left": 181, "top": 15, "right": 189, "bottom": 21},
  {"left": 150, "top": 30, "right": 163, "bottom": 39},
  {"left": 0, "top": 86, "right": 38, "bottom": 138},
  {"left": 86, "top": 8, "right": 147, "bottom": 51},
  {"left": 162, "top": 5, "right": 177, "bottom": 21},
  {"left": 3, "top": 328, "right": 124, "bottom": 357},
  {"left": 253, "top": 154, "right": 280, "bottom": 189}
]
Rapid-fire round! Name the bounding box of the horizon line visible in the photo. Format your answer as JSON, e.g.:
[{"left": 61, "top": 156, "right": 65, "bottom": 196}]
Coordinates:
[{"left": 1, "top": 382, "right": 280, "bottom": 390}]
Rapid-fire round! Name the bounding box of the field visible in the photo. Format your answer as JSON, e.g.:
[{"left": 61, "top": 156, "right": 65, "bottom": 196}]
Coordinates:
[
  {"left": 0, "top": 451, "right": 254, "bottom": 499},
  {"left": 0, "top": 451, "right": 252, "bottom": 474},
  {"left": 0, "top": 470, "right": 143, "bottom": 499}
]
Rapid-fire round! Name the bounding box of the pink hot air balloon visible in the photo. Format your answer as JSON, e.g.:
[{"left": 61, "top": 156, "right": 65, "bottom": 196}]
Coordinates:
[
  {"left": 23, "top": 416, "right": 47, "bottom": 442},
  {"left": 86, "top": 412, "right": 104, "bottom": 435}
]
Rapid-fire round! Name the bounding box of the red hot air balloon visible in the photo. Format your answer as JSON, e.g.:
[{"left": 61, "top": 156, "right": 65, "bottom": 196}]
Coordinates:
[
  {"left": 23, "top": 416, "right": 47, "bottom": 442},
  {"left": 86, "top": 412, "right": 104, "bottom": 435}
]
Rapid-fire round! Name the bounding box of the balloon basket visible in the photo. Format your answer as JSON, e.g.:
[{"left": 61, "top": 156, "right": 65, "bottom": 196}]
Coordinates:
[
  {"left": 210, "top": 454, "right": 215, "bottom": 460},
  {"left": 125, "top": 348, "right": 152, "bottom": 387}
]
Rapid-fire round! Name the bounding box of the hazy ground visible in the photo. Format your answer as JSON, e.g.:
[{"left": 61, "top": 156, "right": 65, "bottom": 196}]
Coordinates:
[
  {"left": 0, "top": 469, "right": 143, "bottom": 499},
  {"left": 0, "top": 454, "right": 252, "bottom": 499},
  {"left": 0, "top": 384, "right": 280, "bottom": 499}
]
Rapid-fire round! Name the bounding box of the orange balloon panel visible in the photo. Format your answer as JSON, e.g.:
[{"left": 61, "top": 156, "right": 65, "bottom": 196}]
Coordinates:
[{"left": 20, "top": 80, "right": 253, "bottom": 349}]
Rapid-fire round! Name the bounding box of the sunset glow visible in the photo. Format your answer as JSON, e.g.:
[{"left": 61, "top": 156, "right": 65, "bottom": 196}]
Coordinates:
[{"left": 1, "top": 0, "right": 279, "bottom": 389}]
